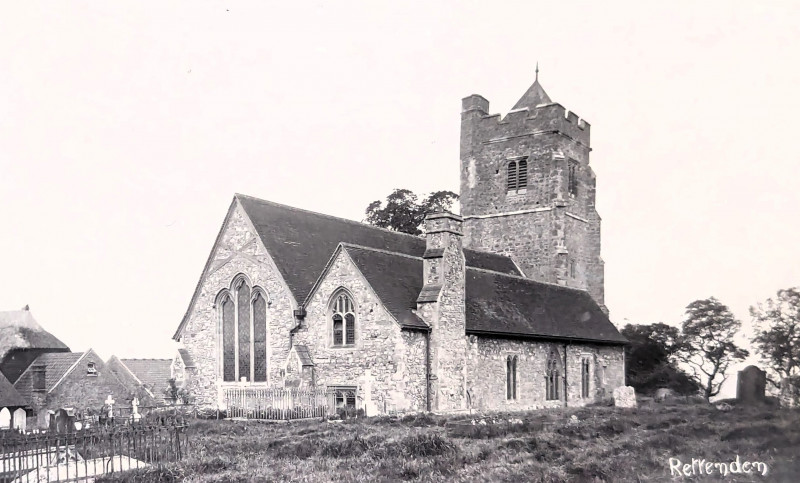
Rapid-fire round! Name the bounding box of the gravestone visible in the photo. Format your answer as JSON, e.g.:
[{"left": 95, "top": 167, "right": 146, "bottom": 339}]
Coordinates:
[
  {"left": 736, "top": 365, "right": 766, "bottom": 404},
  {"left": 654, "top": 387, "right": 675, "bottom": 403},
  {"left": 779, "top": 376, "right": 800, "bottom": 408},
  {"left": 0, "top": 407, "right": 10, "bottom": 429},
  {"left": 613, "top": 386, "right": 637, "bottom": 408},
  {"left": 13, "top": 408, "right": 26, "bottom": 432}
]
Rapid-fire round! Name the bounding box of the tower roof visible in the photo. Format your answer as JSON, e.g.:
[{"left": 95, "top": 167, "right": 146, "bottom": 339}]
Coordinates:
[{"left": 511, "top": 67, "right": 552, "bottom": 110}]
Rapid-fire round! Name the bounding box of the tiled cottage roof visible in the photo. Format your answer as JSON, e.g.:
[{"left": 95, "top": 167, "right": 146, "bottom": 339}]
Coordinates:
[
  {"left": 0, "top": 309, "right": 69, "bottom": 361},
  {"left": 0, "top": 372, "right": 27, "bottom": 407},
  {"left": 336, "top": 245, "right": 625, "bottom": 344},
  {"left": 14, "top": 352, "right": 85, "bottom": 403},
  {"left": 120, "top": 359, "right": 173, "bottom": 402},
  {"left": 174, "top": 194, "right": 520, "bottom": 339}
]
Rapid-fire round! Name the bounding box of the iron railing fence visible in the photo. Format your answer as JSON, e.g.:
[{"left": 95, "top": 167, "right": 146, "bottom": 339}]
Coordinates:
[
  {"left": 0, "top": 423, "right": 188, "bottom": 482},
  {"left": 223, "top": 387, "right": 360, "bottom": 420}
]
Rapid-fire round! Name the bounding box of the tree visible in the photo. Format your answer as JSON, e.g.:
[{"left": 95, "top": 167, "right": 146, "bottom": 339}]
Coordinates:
[
  {"left": 676, "top": 298, "right": 749, "bottom": 400},
  {"left": 164, "top": 378, "right": 192, "bottom": 404},
  {"left": 750, "top": 287, "right": 800, "bottom": 388},
  {"left": 365, "top": 189, "right": 459, "bottom": 235},
  {"left": 621, "top": 323, "right": 700, "bottom": 395}
]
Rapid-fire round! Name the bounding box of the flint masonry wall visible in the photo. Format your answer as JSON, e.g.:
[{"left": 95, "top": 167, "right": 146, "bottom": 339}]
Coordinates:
[
  {"left": 178, "top": 203, "right": 297, "bottom": 408},
  {"left": 466, "top": 337, "right": 624, "bottom": 410},
  {"left": 294, "top": 250, "right": 427, "bottom": 415},
  {"left": 460, "top": 95, "right": 605, "bottom": 309}
]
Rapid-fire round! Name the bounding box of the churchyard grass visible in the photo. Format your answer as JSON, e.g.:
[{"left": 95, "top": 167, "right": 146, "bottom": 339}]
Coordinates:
[{"left": 96, "top": 398, "right": 800, "bottom": 482}]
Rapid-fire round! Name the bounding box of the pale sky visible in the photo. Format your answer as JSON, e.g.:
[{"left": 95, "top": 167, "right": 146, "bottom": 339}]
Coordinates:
[{"left": 2, "top": 1, "right": 798, "bottom": 397}]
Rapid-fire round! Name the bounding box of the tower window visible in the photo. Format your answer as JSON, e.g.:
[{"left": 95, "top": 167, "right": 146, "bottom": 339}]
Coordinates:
[
  {"left": 507, "top": 158, "right": 528, "bottom": 193},
  {"left": 33, "top": 365, "right": 46, "bottom": 392},
  {"left": 568, "top": 161, "right": 578, "bottom": 196}
]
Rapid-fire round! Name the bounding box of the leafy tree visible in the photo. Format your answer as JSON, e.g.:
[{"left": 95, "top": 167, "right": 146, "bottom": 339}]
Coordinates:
[
  {"left": 365, "top": 189, "right": 458, "bottom": 236},
  {"left": 750, "top": 287, "right": 800, "bottom": 388},
  {"left": 621, "top": 323, "right": 700, "bottom": 395},
  {"left": 676, "top": 297, "right": 749, "bottom": 400}
]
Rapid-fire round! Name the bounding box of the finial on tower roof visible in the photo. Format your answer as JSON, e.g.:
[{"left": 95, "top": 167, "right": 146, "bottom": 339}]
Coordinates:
[{"left": 535, "top": 62, "right": 539, "bottom": 81}]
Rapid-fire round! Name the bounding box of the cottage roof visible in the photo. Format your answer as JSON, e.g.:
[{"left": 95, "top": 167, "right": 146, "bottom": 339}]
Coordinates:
[
  {"left": 13, "top": 352, "right": 85, "bottom": 403},
  {"left": 174, "top": 194, "right": 520, "bottom": 339},
  {"left": 120, "top": 359, "right": 173, "bottom": 401},
  {"left": 0, "top": 372, "right": 27, "bottom": 408},
  {"left": 0, "top": 308, "right": 69, "bottom": 361},
  {"left": 335, "top": 245, "right": 626, "bottom": 344}
]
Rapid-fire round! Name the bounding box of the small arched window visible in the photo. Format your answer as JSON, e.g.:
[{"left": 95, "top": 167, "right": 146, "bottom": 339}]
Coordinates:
[
  {"left": 506, "top": 355, "right": 518, "bottom": 400},
  {"left": 568, "top": 161, "right": 578, "bottom": 196},
  {"left": 546, "top": 350, "right": 561, "bottom": 401},
  {"left": 87, "top": 362, "right": 98, "bottom": 376},
  {"left": 331, "top": 292, "right": 356, "bottom": 347},
  {"left": 507, "top": 159, "right": 528, "bottom": 193},
  {"left": 581, "top": 357, "right": 591, "bottom": 398}
]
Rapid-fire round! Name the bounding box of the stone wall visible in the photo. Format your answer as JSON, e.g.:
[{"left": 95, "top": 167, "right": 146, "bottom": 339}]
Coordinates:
[
  {"left": 177, "top": 202, "right": 298, "bottom": 408},
  {"left": 466, "top": 335, "right": 624, "bottom": 411},
  {"left": 294, "top": 249, "right": 427, "bottom": 415},
  {"left": 460, "top": 94, "right": 605, "bottom": 310}
]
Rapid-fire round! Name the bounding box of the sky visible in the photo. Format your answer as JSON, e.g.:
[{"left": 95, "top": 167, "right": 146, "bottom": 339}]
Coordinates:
[{"left": 2, "top": 1, "right": 798, "bottom": 395}]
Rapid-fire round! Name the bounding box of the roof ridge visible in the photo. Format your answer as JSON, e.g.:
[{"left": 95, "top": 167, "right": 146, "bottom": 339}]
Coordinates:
[
  {"left": 466, "top": 265, "right": 595, "bottom": 295},
  {"left": 236, "top": 193, "right": 431, "bottom": 242},
  {"left": 340, "top": 243, "right": 424, "bottom": 261}
]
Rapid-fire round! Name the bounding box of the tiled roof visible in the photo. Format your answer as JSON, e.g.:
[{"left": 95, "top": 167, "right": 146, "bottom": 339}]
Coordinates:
[
  {"left": 337, "top": 245, "right": 625, "bottom": 344},
  {"left": 465, "top": 269, "right": 627, "bottom": 344},
  {"left": 177, "top": 349, "right": 195, "bottom": 368},
  {"left": 511, "top": 78, "right": 552, "bottom": 110},
  {"left": 120, "top": 359, "right": 173, "bottom": 402},
  {"left": 14, "top": 352, "right": 84, "bottom": 403},
  {"left": 0, "top": 372, "right": 26, "bottom": 407},
  {"left": 343, "top": 245, "right": 428, "bottom": 329},
  {"left": 293, "top": 345, "right": 314, "bottom": 366},
  {"left": 174, "top": 195, "right": 520, "bottom": 339},
  {"left": 0, "top": 309, "right": 69, "bottom": 361}
]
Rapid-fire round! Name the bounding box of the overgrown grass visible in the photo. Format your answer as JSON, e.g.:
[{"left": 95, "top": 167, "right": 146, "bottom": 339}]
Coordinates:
[{"left": 96, "top": 399, "right": 800, "bottom": 482}]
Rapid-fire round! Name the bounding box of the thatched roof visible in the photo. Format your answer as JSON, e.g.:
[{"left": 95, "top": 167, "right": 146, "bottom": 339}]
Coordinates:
[{"left": 0, "top": 308, "right": 69, "bottom": 361}]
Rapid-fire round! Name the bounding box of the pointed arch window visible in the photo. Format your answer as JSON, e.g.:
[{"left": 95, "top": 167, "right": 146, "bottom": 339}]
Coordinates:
[
  {"left": 568, "top": 160, "right": 578, "bottom": 197},
  {"left": 546, "top": 350, "right": 561, "bottom": 401},
  {"left": 506, "top": 355, "right": 518, "bottom": 400},
  {"left": 507, "top": 158, "right": 528, "bottom": 193},
  {"left": 220, "top": 276, "right": 269, "bottom": 383},
  {"left": 331, "top": 291, "right": 356, "bottom": 347},
  {"left": 581, "top": 357, "right": 591, "bottom": 398}
]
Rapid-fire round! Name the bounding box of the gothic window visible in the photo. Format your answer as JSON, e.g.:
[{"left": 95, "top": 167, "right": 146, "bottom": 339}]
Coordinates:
[
  {"left": 220, "top": 276, "right": 269, "bottom": 383},
  {"left": 507, "top": 159, "right": 528, "bottom": 193},
  {"left": 330, "top": 386, "right": 357, "bottom": 410},
  {"left": 221, "top": 294, "right": 236, "bottom": 382},
  {"left": 568, "top": 161, "right": 578, "bottom": 197},
  {"left": 236, "top": 280, "right": 251, "bottom": 382},
  {"left": 570, "top": 259, "right": 576, "bottom": 279},
  {"left": 506, "top": 355, "right": 518, "bottom": 400},
  {"left": 331, "top": 291, "right": 356, "bottom": 347},
  {"left": 253, "top": 292, "right": 268, "bottom": 382},
  {"left": 546, "top": 351, "right": 561, "bottom": 401},
  {"left": 581, "top": 357, "right": 591, "bottom": 398}
]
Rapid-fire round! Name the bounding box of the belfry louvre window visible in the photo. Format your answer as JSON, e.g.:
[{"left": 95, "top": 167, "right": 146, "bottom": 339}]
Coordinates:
[
  {"left": 220, "top": 277, "right": 269, "bottom": 383},
  {"left": 506, "top": 355, "right": 518, "bottom": 400},
  {"left": 332, "top": 292, "right": 356, "bottom": 346},
  {"left": 581, "top": 358, "right": 591, "bottom": 398},
  {"left": 507, "top": 158, "right": 528, "bottom": 193},
  {"left": 568, "top": 161, "right": 578, "bottom": 196},
  {"left": 546, "top": 351, "right": 561, "bottom": 401}
]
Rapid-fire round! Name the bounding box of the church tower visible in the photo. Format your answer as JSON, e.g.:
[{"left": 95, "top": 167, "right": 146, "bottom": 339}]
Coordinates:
[{"left": 460, "top": 70, "right": 606, "bottom": 311}]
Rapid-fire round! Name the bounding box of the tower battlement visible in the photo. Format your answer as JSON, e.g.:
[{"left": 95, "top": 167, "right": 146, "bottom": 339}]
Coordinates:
[{"left": 462, "top": 97, "right": 591, "bottom": 148}]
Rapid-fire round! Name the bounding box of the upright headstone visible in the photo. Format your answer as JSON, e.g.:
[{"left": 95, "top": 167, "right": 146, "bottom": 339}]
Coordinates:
[
  {"left": 779, "top": 376, "right": 800, "bottom": 408},
  {"left": 0, "top": 408, "right": 10, "bottom": 429},
  {"left": 736, "top": 365, "right": 766, "bottom": 404},
  {"left": 613, "top": 386, "right": 637, "bottom": 408},
  {"left": 131, "top": 397, "right": 141, "bottom": 423},
  {"left": 13, "top": 408, "right": 26, "bottom": 432}
]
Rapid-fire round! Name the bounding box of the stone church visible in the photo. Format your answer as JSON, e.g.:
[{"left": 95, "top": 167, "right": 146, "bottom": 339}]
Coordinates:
[{"left": 172, "top": 74, "right": 627, "bottom": 415}]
